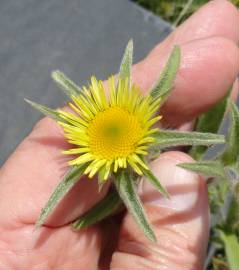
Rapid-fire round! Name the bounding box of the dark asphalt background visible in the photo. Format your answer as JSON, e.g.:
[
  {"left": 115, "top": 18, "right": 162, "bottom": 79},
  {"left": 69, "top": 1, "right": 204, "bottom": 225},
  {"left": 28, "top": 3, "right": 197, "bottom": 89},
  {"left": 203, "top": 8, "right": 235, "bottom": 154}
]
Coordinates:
[{"left": 0, "top": 0, "right": 172, "bottom": 166}]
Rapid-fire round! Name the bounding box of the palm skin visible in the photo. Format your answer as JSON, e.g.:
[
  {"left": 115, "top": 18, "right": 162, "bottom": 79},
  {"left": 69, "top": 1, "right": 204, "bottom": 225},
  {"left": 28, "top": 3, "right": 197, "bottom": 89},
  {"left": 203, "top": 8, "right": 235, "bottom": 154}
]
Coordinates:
[{"left": 0, "top": 1, "right": 239, "bottom": 269}]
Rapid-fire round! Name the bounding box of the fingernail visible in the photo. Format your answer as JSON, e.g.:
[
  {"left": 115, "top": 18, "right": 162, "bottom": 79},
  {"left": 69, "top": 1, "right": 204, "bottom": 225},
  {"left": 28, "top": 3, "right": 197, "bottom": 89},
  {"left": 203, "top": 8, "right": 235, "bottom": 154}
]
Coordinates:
[{"left": 140, "top": 153, "right": 201, "bottom": 212}]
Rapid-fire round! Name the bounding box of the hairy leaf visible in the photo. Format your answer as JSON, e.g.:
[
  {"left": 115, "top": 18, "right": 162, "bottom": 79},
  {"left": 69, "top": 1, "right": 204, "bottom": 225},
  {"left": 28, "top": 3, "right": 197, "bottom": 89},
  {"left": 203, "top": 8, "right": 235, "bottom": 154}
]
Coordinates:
[
  {"left": 36, "top": 165, "right": 86, "bottom": 228},
  {"left": 72, "top": 190, "right": 122, "bottom": 229},
  {"left": 222, "top": 101, "right": 239, "bottom": 166},
  {"left": 142, "top": 168, "right": 169, "bottom": 198},
  {"left": 118, "top": 39, "right": 133, "bottom": 87},
  {"left": 114, "top": 170, "right": 156, "bottom": 242},
  {"left": 153, "top": 130, "right": 225, "bottom": 148},
  {"left": 178, "top": 161, "right": 225, "bottom": 179},
  {"left": 52, "top": 70, "right": 81, "bottom": 97},
  {"left": 150, "top": 45, "right": 181, "bottom": 103},
  {"left": 25, "top": 99, "right": 64, "bottom": 122}
]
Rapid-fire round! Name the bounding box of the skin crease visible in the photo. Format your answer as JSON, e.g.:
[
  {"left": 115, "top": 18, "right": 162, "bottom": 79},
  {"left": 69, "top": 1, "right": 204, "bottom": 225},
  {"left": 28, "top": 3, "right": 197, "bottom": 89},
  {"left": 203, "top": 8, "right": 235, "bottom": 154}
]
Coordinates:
[{"left": 0, "top": 0, "right": 239, "bottom": 269}]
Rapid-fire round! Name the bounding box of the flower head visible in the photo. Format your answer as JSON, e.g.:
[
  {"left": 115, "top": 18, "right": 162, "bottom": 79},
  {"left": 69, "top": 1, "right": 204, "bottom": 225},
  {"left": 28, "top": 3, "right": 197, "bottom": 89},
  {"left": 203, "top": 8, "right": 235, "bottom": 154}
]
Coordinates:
[
  {"left": 58, "top": 76, "right": 161, "bottom": 180},
  {"left": 29, "top": 42, "right": 225, "bottom": 244}
]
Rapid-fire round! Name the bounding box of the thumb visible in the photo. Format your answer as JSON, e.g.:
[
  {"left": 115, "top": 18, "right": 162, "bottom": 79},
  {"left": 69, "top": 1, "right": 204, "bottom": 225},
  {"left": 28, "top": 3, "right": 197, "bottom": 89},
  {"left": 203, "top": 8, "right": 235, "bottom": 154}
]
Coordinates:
[{"left": 111, "top": 151, "right": 209, "bottom": 270}]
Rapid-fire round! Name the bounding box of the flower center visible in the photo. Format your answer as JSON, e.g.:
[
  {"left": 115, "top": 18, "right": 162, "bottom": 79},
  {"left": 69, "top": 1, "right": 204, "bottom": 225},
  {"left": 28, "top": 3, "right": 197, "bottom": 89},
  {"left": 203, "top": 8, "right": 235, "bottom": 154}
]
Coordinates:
[{"left": 88, "top": 107, "right": 143, "bottom": 160}]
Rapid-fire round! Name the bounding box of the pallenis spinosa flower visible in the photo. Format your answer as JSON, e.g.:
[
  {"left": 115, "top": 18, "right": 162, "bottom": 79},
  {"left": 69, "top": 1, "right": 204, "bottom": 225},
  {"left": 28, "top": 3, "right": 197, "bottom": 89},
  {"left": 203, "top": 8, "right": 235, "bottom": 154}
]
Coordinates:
[
  {"left": 59, "top": 76, "right": 161, "bottom": 180},
  {"left": 26, "top": 40, "right": 225, "bottom": 242}
]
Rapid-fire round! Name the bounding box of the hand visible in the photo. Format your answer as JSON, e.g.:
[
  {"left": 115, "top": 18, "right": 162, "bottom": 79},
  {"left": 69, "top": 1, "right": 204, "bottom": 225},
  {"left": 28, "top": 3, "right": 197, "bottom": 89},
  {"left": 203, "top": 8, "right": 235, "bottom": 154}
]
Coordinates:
[{"left": 0, "top": 1, "right": 239, "bottom": 269}]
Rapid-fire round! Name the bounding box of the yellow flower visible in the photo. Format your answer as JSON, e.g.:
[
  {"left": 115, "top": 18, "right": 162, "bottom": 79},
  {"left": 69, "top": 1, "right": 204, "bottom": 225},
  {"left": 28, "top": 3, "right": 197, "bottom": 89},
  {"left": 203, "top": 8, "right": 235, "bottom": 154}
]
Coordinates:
[{"left": 58, "top": 76, "right": 161, "bottom": 180}]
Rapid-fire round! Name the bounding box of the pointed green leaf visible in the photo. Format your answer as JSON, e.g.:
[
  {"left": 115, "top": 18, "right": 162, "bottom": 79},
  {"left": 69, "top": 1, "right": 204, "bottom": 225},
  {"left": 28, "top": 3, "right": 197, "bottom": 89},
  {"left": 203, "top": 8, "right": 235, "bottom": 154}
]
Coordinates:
[
  {"left": 219, "top": 230, "right": 239, "bottom": 270},
  {"left": 150, "top": 45, "right": 181, "bottom": 103},
  {"left": 118, "top": 39, "right": 133, "bottom": 87},
  {"left": 36, "top": 165, "right": 86, "bottom": 228},
  {"left": 114, "top": 170, "right": 156, "bottom": 242},
  {"left": 52, "top": 70, "right": 81, "bottom": 97},
  {"left": 72, "top": 190, "right": 122, "bottom": 230},
  {"left": 178, "top": 161, "right": 226, "bottom": 179},
  {"left": 25, "top": 99, "right": 64, "bottom": 122},
  {"left": 142, "top": 168, "right": 170, "bottom": 198},
  {"left": 222, "top": 101, "right": 239, "bottom": 166},
  {"left": 190, "top": 89, "right": 230, "bottom": 160},
  {"left": 153, "top": 130, "right": 225, "bottom": 148}
]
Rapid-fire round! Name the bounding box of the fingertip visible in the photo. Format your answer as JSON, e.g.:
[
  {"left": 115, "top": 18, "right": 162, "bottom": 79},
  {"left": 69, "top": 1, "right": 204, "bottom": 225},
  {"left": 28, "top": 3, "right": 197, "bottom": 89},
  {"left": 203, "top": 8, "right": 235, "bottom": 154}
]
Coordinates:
[
  {"left": 174, "top": 0, "right": 239, "bottom": 43},
  {"left": 162, "top": 36, "right": 239, "bottom": 126}
]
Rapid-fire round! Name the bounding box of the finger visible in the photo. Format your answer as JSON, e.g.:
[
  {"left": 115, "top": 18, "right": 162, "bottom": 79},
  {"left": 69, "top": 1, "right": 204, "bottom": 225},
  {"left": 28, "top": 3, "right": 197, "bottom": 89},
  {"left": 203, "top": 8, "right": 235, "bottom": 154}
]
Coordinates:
[
  {"left": 132, "top": 0, "right": 239, "bottom": 126},
  {"left": 176, "top": 77, "right": 239, "bottom": 132},
  {"left": 169, "top": 0, "right": 239, "bottom": 44},
  {"left": 134, "top": 36, "right": 239, "bottom": 126},
  {"left": 0, "top": 225, "right": 102, "bottom": 270},
  {"left": 111, "top": 151, "right": 209, "bottom": 270},
  {"left": 146, "top": 0, "right": 239, "bottom": 57}
]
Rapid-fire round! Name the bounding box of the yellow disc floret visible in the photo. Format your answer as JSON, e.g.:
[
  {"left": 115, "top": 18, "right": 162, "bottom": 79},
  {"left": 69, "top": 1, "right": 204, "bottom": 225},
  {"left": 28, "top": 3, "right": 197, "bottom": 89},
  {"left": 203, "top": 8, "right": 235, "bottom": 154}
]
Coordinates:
[
  {"left": 88, "top": 107, "right": 143, "bottom": 160},
  {"left": 58, "top": 76, "right": 161, "bottom": 180}
]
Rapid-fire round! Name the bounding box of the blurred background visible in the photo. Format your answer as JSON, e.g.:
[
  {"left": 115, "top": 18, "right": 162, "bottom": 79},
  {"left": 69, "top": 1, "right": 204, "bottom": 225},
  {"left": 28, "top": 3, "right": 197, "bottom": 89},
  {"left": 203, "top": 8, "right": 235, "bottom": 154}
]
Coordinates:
[{"left": 1, "top": 0, "right": 238, "bottom": 166}]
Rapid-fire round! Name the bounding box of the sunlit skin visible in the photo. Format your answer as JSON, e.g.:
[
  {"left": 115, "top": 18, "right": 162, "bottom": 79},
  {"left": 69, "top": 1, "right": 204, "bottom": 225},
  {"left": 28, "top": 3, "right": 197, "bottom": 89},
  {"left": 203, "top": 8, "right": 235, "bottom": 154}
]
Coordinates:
[{"left": 0, "top": 1, "right": 239, "bottom": 269}]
